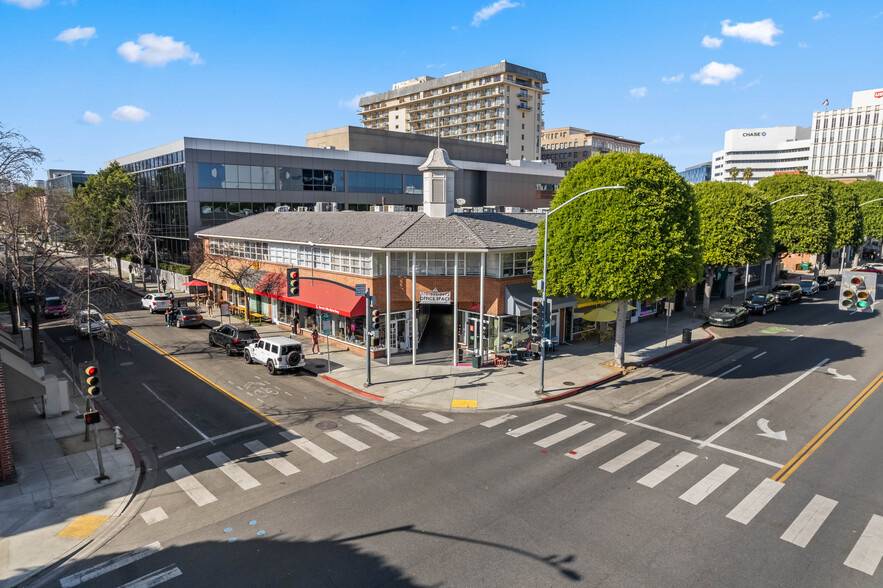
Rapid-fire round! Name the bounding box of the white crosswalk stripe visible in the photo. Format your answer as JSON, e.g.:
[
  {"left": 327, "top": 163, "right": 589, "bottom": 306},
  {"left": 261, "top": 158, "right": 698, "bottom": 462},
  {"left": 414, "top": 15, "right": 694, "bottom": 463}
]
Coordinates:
[
  {"left": 566, "top": 430, "right": 626, "bottom": 460},
  {"left": 535, "top": 421, "right": 594, "bottom": 448},
  {"left": 371, "top": 408, "right": 428, "bottom": 432},
  {"left": 679, "top": 464, "right": 739, "bottom": 505},
  {"left": 844, "top": 514, "right": 883, "bottom": 576},
  {"left": 506, "top": 413, "right": 567, "bottom": 438},
  {"left": 165, "top": 465, "right": 217, "bottom": 507},
  {"left": 244, "top": 440, "right": 300, "bottom": 476},
  {"left": 280, "top": 429, "right": 337, "bottom": 463},
  {"left": 343, "top": 414, "right": 400, "bottom": 441},
  {"left": 780, "top": 494, "right": 838, "bottom": 548},
  {"left": 140, "top": 507, "right": 168, "bottom": 525},
  {"left": 325, "top": 429, "right": 371, "bottom": 452},
  {"left": 637, "top": 452, "right": 696, "bottom": 488},
  {"left": 207, "top": 451, "right": 261, "bottom": 490},
  {"left": 726, "top": 478, "right": 784, "bottom": 525},
  {"left": 60, "top": 542, "right": 161, "bottom": 587},
  {"left": 599, "top": 440, "right": 660, "bottom": 473},
  {"left": 423, "top": 411, "right": 454, "bottom": 424},
  {"left": 118, "top": 564, "right": 182, "bottom": 587},
  {"left": 481, "top": 414, "right": 517, "bottom": 428}
]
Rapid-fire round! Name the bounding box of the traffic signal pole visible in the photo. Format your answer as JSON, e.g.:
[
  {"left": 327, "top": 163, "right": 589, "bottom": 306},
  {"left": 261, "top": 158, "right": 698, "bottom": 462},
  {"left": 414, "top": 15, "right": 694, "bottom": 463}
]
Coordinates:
[{"left": 365, "top": 289, "right": 372, "bottom": 387}]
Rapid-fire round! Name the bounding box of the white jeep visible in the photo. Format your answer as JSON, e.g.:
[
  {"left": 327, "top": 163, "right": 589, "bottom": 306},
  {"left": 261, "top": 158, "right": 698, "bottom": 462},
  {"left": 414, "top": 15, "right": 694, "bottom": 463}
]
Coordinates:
[{"left": 243, "top": 336, "right": 305, "bottom": 375}]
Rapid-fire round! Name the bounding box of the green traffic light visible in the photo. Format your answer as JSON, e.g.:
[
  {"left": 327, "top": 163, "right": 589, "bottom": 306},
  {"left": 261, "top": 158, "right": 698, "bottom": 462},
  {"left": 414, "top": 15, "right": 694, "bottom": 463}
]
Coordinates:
[{"left": 857, "top": 300, "right": 868, "bottom": 309}]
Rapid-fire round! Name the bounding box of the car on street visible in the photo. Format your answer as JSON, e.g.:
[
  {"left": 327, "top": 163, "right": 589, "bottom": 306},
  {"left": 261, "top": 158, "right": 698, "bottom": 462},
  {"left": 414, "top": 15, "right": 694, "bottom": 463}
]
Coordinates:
[
  {"left": 76, "top": 309, "right": 109, "bottom": 338},
  {"left": 708, "top": 305, "right": 749, "bottom": 327},
  {"left": 743, "top": 293, "right": 778, "bottom": 315},
  {"left": 43, "top": 296, "right": 68, "bottom": 319},
  {"left": 141, "top": 293, "right": 172, "bottom": 313},
  {"left": 172, "top": 308, "right": 203, "bottom": 328},
  {"left": 208, "top": 324, "right": 261, "bottom": 356},
  {"left": 798, "top": 279, "right": 820, "bottom": 296},
  {"left": 771, "top": 284, "right": 802, "bottom": 305},
  {"left": 854, "top": 265, "right": 883, "bottom": 274},
  {"left": 243, "top": 336, "right": 305, "bottom": 375},
  {"left": 815, "top": 275, "right": 837, "bottom": 290}
]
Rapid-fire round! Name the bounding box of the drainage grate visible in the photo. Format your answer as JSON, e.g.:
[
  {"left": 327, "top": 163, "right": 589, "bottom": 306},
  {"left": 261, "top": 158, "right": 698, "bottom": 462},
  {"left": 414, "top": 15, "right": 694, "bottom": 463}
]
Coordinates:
[{"left": 315, "top": 421, "right": 338, "bottom": 431}]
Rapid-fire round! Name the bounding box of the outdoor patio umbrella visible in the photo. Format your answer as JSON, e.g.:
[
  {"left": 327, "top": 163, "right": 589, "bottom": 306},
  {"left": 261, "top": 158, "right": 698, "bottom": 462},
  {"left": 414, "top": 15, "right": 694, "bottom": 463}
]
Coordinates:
[
  {"left": 182, "top": 280, "right": 209, "bottom": 287},
  {"left": 579, "top": 302, "right": 635, "bottom": 323}
]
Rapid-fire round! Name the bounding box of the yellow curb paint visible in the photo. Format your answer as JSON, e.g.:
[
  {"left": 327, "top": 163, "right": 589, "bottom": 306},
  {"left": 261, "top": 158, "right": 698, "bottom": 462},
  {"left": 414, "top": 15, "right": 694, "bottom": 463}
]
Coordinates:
[
  {"left": 451, "top": 399, "right": 477, "bottom": 408},
  {"left": 56, "top": 515, "right": 109, "bottom": 538}
]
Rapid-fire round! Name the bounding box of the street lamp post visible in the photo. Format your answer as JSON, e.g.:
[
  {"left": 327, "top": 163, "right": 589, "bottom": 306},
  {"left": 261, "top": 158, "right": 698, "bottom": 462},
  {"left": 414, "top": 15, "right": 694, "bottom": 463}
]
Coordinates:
[{"left": 539, "top": 185, "right": 626, "bottom": 394}]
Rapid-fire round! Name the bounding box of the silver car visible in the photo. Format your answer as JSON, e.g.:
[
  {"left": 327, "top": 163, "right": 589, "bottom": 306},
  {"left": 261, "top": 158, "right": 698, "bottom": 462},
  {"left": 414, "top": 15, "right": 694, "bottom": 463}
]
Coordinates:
[
  {"left": 798, "top": 279, "right": 819, "bottom": 296},
  {"left": 76, "top": 310, "right": 109, "bottom": 338}
]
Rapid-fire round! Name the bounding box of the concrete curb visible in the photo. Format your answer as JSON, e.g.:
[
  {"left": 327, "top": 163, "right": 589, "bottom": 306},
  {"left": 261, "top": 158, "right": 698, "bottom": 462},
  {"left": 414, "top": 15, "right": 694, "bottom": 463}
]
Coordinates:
[
  {"left": 320, "top": 375, "right": 385, "bottom": 402},
  {"left": 503, "top": 371, "right": 626, "bottom": 409},
  {"left": 637, "top": 327, "right": 714, "bottom": 367}
]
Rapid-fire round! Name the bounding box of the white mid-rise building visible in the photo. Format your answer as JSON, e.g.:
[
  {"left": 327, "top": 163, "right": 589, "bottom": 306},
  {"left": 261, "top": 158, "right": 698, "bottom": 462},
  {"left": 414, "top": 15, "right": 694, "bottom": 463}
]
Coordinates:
[
  {"left": 712, "top": 126, "right": 811, "bottom": 183},
  {"left": 809, "top": 87, "right": 883, "bottom": 182}
]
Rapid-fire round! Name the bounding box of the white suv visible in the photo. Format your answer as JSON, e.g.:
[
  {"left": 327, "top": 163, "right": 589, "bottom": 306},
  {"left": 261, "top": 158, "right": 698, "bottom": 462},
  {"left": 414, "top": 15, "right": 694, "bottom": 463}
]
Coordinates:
[
  {"left": 142, "top": 293, "right": 172, "bottom": 313},
  {"left": 244, "top": 336, "right": 306, "bottom": 375}
]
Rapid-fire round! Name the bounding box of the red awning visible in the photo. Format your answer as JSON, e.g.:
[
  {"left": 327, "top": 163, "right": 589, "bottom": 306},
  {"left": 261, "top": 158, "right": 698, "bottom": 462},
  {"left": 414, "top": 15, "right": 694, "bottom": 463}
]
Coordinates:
[{"left": 256, "top": 273, "right": 366, "bottom": 317}]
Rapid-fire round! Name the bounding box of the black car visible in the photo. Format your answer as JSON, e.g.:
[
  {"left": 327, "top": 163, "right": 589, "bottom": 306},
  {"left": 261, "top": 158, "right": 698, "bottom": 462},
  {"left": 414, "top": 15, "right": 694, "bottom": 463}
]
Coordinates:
[
  {"left": 743, "top": 293, "right": 778, "bottom": 315},
  {"left": 771, "top": 284, "right": 802, "bottom": 305},
  {"left": 816, "top": 275, "right": 837, "bottom": 291},
  {"left": 708, "top": 305, "right": 749, "bottom": 327},
  {"left": 208, "top": 324, "right": 261, "bottom": 355}
]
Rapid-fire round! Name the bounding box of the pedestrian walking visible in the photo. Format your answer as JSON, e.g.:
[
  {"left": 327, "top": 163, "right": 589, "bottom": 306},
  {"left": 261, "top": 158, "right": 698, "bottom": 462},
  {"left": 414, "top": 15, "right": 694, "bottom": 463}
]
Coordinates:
[
  {"left": 169, "top": 291, "right": 175, "bottom": 308},
  {"left": 207, "top": 295, "right": 215, "bottom": 317},
  {"left": 165, "top": 308, "right": 173, "bottom": 327},
  {"left": 311, "top": 328, "right": 320, "bottom": 354},
  {"left": 290, "top": 322, "right": 297, "bottom": 339},
  {"left": 160, "top": 278, "right": 167, "bottom": 292},
  {"left": 293, "top": 310, "right": 300, "bottom": 335}
]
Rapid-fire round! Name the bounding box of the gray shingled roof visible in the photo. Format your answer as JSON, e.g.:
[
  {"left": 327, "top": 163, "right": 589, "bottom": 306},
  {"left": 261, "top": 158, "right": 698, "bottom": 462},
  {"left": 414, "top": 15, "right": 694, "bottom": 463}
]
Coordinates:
[{"left": 195, "top": 211, "right": 543, "bottom": 251}]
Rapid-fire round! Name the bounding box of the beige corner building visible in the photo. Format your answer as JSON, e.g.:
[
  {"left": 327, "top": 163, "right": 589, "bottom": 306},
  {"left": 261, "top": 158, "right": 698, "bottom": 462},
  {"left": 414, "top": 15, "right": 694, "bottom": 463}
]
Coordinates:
[
  {"left": 541, "top": 127, "right": 642, "bottom": 171},
  {"left": 358, "top": 61, "right": 548, "bottom": 161}
]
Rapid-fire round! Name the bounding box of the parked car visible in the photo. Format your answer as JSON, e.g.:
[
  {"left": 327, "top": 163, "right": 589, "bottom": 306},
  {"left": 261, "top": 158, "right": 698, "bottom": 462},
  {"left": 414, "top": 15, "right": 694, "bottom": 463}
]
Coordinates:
[
  {"left": 76, "top": 309, "right": 109, "bottom": 338},
  {"left": 816, "top": 275, "right": 837, "bottom": 290},
  {"left": 172, "top": 308, "right": 203, "bottom": 328},
  {"left": 854, "top": 265, "right": 883, "bottom": 274},
  {"left": 142, "top": 293, "right": 172, "bottom": 313},
  {"left": 243, "top": 336, "right": 305, "bottom": 375},
  {"left": 208, "top": 324, "right": 261, "bottom": 356},
  {"left": 708, "top": 305, "right": 749, "bottom": 327},
  {"left": 798, "top": 279, "right": 820, "bottom": 296},
  {"left": 771, "top": 284, "right": 802, "bottom": 304},
  {"left": 743, "top": 293, "right": 778, "bottom": 315},
  {"left": 43, "top": 296, "right": 68, "bottom": 319}
]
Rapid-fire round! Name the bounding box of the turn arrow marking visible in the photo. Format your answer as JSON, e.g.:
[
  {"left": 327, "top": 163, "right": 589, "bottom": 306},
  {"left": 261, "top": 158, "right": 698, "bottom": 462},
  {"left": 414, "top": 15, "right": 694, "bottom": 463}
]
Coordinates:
[
  {"left": 757, "top": 418, "right": 787, "bottom": 441},
  {"left": 827, "top": 368, "right": 856, "bottom": 381}
]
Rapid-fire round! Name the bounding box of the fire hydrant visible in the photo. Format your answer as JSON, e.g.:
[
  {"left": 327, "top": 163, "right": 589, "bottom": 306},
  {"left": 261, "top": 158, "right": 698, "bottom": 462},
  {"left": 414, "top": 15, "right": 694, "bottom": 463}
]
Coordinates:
[{"left": 113, "top": 425, "right": 123, "bottom": 450}]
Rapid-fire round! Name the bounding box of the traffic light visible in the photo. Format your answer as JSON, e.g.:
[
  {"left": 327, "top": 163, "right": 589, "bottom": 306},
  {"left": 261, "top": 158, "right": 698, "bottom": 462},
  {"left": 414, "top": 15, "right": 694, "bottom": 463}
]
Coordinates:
[
  {"left": 286, "top": 268, "right": 299, "bottom": 297},
  {"left": 84, "top": 410, "right": 101, "bottom": 425},
  {"left": 840, "top": 271, "right": 876, "bottom": 311},
  {"left": 531, "top": 297, "right": 542, "bottom": 337},
  {"left": 371, "top": 307, "right": 381, "bottom": 331},
  {"left": 84, "top": 363, "right": 100, "bottom": 396}
]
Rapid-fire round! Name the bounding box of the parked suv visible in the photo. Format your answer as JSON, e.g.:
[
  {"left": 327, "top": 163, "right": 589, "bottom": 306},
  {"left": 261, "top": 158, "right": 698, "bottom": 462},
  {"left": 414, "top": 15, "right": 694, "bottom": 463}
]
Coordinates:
[
  {"left": 244, "top": 336, "right": 305, "bottom": 375},
  {"left": 771, "top": 284, "right": 802, "bottom": 305},
  {"left": 208, "top": 324, "right": 260, "bottom": 356},
  {"left": 142, "top": 293, "right": 171, "bottom": 313}
]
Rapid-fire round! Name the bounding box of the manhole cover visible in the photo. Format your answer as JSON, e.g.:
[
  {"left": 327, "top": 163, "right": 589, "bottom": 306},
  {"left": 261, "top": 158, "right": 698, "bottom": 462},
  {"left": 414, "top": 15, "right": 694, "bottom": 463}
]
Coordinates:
[
  {"left": 315, "top": 421, "right": 338, "bottom": 431},
  {"left": 562, "top": 381, "right": 575, "bottom": 386}
]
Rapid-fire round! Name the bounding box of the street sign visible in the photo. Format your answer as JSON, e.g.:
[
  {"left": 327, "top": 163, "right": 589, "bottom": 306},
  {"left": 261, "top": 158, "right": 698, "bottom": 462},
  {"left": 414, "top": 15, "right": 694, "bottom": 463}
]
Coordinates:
[
  {"left": 801, "top": 261, "right": 810, "bottom": 271},
  {"left": 355, "top": 284, "right": 366, "bottom": 297},
  {"left": 321, "top": 312, "right": 332, "bottom": 335}
]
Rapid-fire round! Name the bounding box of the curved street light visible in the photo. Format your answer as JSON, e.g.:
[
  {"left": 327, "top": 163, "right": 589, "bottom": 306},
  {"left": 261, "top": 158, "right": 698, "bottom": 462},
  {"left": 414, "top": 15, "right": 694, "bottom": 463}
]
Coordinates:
[
  {"left": 538, "top": 185, "right": 626, "bottom": 394},
  {"left": 859, "top": 197, "right": 883, "bottom": 207},
  {"left": 770, "top": 193, "right": 808, "bottom": 205}
]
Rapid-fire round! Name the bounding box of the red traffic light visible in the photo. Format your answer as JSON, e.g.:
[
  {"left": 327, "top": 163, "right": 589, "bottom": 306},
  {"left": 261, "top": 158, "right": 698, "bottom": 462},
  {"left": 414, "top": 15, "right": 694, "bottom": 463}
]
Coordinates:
[{"left": 85, "top": 365, "right": 96, "bottom": 376}]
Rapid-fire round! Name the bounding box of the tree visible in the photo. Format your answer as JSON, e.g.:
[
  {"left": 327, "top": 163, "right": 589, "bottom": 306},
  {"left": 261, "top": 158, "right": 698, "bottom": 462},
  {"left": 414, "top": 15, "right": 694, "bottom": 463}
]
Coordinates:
[
  {"left": 850, "top": 181, "right": 883, "bottom": 265},
  {"left": 830, "top": 182, "right": 863, "bottom": 271},
  {"left": 199, "top": 241, "right": 262, "bottom": 323},
  {"left": 694, "top": 182, "right": 773, "bottom": 314},
  {"left": 754, "top": 174, "right": 835, "bottom": 279},
  {"left": 742, "top": 167, "right": 754, "bottom": 186},
  {"left": 535, "top": 152, "right": 702, "bottom": 368},
  {"left": 727, "top": 167, "right": 740, "bottom": 181},
  {"left": 118, "top": 196, "right": 155, "bottom": 291},
  {"left": 0, "top": 123, "right": 43, "bottom": 193}
]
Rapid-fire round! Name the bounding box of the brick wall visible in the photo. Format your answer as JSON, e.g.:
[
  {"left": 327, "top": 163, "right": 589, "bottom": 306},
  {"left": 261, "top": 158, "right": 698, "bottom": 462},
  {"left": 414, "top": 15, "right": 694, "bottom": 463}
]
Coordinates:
[{"left": 0, "top": 352, "right": 14, "bottom": 482}]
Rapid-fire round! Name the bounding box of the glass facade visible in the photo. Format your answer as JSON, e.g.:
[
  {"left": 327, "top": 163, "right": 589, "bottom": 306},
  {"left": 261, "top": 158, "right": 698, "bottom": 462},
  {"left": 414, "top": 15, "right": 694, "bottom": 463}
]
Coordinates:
[
  {"left": 198, "top": 163, "right": 276, "bottom": 190},
  {"left": 280, "top": 168, "right": 345, "bottom": 192},
  {"left": 348, "top": 172, "right": 404, "bottom": 194}
]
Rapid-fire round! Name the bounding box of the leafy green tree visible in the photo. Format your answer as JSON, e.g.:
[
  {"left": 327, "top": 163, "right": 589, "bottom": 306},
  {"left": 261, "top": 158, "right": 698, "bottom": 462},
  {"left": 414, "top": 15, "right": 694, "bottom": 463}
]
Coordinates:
[
  {"left": 742, "top": 167, "right": 754, "bottom": 185},
  {"left": 851, "top": 181, "right": 883, "bottom": 266},
  {"left": 66, "top": 161, "right": 136, "bottom": 261},
  {"left": 830, "top": 182, "right": 863, "bottom": 271},
  {"left": 694, "top": 182, "right": 773, "bottom": 314},
  {"left": 535, "top": 152, "right": 702, "bottom": 367}
]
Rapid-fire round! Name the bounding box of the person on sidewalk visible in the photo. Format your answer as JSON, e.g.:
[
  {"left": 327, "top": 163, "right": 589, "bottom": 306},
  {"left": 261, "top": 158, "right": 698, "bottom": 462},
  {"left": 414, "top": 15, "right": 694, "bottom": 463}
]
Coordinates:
[
  {"left": 293, "top": 310, "right": 300, "bottom": 335},
  {"left": 165, "top": 308, "right": 173, "bottom": 327},
  {"left": 207, "top": 295, "right": 215, "bottom": 317},
  {"left": 160, "top": 278, "right": 167, "bottom": 292},
  {"left": 311, "top": 328, "right": 320, "bottom": 353},
  {"left": 169, "top": 291, "right": 175, "bottom": 308},
  {"left": 290, "top": 322, "right": 297, "bottom": 339}
]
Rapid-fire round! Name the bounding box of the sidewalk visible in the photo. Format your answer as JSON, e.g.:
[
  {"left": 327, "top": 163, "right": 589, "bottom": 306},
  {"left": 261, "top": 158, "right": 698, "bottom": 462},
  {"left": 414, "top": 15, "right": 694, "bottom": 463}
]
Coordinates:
[{"left": 0, "top": 315, "right": 139, "bottom": 588}]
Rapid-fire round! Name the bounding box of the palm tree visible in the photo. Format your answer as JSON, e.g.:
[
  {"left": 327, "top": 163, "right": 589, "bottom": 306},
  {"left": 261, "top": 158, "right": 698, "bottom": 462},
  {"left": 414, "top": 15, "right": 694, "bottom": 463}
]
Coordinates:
[
  {"left": 743, "top": 167, "right": 754, "bottom": 185},
  {"left": 727, "top": 166, "right": 740, "bottom": 181}
]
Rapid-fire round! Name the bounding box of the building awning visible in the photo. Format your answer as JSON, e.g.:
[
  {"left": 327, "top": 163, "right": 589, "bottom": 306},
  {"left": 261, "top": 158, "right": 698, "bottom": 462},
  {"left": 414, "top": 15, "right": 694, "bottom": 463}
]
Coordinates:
[
  {"left": 193, "top": 263, "right": 266, "bottom": 294},
  {"left": 278, "top": 277, "right": 366, "bottom": 317},
  {"left": 0, "top": 331, "right": 46, "bottom": 402},
  {"left": 505, "top": 283, "right": 577, "bottom": 317}
]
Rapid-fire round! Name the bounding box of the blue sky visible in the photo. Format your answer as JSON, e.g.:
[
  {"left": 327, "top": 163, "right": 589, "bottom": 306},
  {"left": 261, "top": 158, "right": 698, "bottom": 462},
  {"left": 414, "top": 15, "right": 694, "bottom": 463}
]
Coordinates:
[{"left": 2, "top": 0, "right": 881, "bottom": 178}]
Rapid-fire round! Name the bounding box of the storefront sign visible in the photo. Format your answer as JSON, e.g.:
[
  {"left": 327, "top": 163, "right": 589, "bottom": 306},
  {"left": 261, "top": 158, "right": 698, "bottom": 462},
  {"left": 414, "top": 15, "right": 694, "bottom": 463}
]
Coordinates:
[
  {"left": 219, "top": 302, "right": 230, "bottom": 317},
  {"left": 420, "top": 290, "right": 451, "bottom": 305}
]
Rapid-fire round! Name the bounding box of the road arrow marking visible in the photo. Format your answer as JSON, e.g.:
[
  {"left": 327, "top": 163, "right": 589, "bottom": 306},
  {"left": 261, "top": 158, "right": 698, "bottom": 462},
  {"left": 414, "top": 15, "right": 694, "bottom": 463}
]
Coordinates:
[
  {"left": 757, "top": 418, "right": 787, "bottom": 441},
  {"left": 827, "top": 368, "right": 856, "bottom": 381}
]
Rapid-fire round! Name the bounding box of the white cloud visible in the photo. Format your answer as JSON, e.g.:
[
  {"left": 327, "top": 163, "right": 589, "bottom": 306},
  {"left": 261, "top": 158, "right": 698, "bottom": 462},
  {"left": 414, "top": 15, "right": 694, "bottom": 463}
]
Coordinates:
[
  {"left": 741, "top": 77, "right": 761, "bottom": 89},
  {"left": 81, "top": 111, "right": 102, "bottom": 124},
  {"left": 661, "top": 73, "right": 684, "bottom": 83},
  {"left": 339, "top": 91, "right": 376, "bottom": 111},
  {"left": 701, "top": 35, "right": 723, "bottom": 48},
  {"left": 55, "top": 26, "right": 96, "bottom": 44},
  {"left": 691, "top": 61, "right": 744, "bottom": 85},
  {"left": 720, "top": 18, "right": 782, "bottom": 46},
  {"left": 798, "top": 41, "right": 808, "bottom": 48},
  {"left": 117, "top": 33, "right": 202, "bottom": 66},
  {"left": 1, "top": 0, "right": 46, "bottom": 8},
  {"left": 111, "top": 105, "right": 149, "bottom": 122},
  {"left": 813, "top": 10, "right": 829, "bottom": 20},
  {"left": 471, "top": 0, "right": 519, "bottom": 27},
  {"left": 629, "top": 87, "right": 647, "bottom": 98}
]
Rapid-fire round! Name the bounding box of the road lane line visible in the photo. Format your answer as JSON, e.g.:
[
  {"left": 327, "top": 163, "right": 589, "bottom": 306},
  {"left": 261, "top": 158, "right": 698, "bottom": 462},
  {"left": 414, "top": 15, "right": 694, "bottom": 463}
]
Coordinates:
[
  {"left": 157, "top": 423, "right": 268, "bottom": 459},
  {"left": 506, "top": 413, "right": 567, "bottom": 438},
  {"left": 599, "top": 440, "right": 659, "bottom": 473},
  {"left": 774, "top": 370, "right": 883, "bottom": 482},
  {"left": 780, "top": 495, "right": 838, "bottom": 548},
  {"left": 244, "top": 440, "right": 300, "bottom": 476},
  {"left": 699, "top": 358, "right": 830, "bottom": 449},
  {"left": 567, "top": 430, "right": 626, "bottom": 460},
  {"left": 535, "top": 421, "right": 594, "bottom": 448},
  {"left": 207, "top": 451, "right": 261, "bottom": 490},
  {"left": 481, "top": 414, "right": 517, "bottom": 428},
  {"left": 752, "top": 351, "right": 767, "bottom": 359},
  {"left": 325, "top": 429, "right": 370, "bottom": 452},
  {"left": 629, "top": 365, "right": 742, "bottom": 424},
  {"left": 844, "top": 514, "right": 883, "bottom": 576},
  {"left": 637, "top": 452, "right": 697, "bottom": 488},
  {"left": 343, "top": 415, "right": 400, "bottom": 441},
  {"left": 371, "top": 409, "right": 428, "bottom": 432},
  {"left": 679, "top": 464, "right": 739, "bottom": 505},
  {"left": 142, "top": 384, "right": 209, "bottom": 441},
  {"left": 165, "top": 465, "right": 217, "bottom": 506},
  {"left": 280, "top": 429, "right": 337, "bottom": 463},
  {"left": 59, "top": 542, "right": 162, "bottom": 587},
  {"left": 423, "top": 412, "right": 453, "bottom": 424},
  {"left": 789, "top": 334, "right": 803, "bottom": 341},
  {"left": 726, "top": 478, "right": 785, "bottom": 524},
  {"left": 119, "top": 564, "right": 183, "bottom": 587},
  {"left": 702, "top": 443, "right": 784, "bottom": 468}
]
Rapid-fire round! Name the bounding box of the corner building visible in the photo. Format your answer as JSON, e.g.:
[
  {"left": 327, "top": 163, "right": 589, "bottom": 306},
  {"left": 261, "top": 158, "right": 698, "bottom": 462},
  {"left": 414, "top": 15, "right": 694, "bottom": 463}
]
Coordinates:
[{"left": 809, "top": 87, "right": 883, "bottom": 182}]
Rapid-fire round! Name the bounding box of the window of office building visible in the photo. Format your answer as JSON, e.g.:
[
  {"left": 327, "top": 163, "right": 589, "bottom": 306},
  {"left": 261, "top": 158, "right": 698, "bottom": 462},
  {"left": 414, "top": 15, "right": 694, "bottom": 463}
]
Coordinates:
[
  {"left": 404, "top": 175, "right": 423, "bottom": 195},
  {"left": 198, "top": 163, "right": 275, "bottom": 190},
  {"left": 348, "top": 172, "right": 404, "bottom": 194}
]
